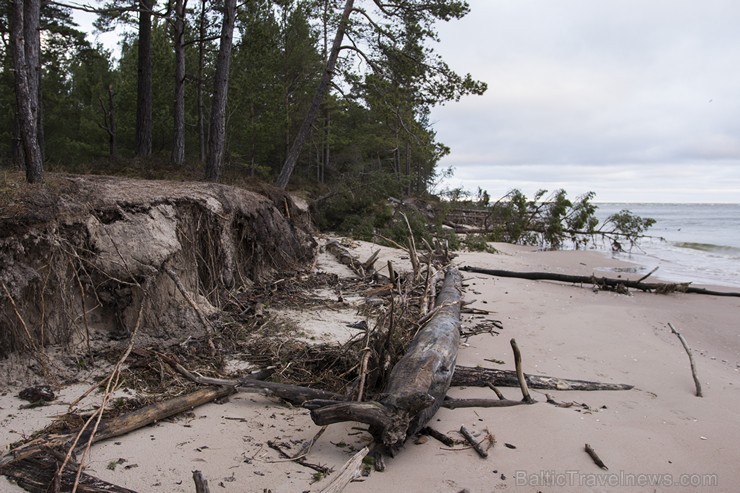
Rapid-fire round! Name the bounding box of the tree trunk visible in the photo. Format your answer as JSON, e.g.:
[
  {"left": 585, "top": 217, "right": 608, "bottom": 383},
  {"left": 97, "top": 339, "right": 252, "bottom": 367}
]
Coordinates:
[
  {"left": 204, "top": 0, "right": 236, "bottom": 181},
  {"left": 135, "top": 0, "right": 154, "bottom": 158},
  {"left": 308, "top": 267, "right": 462, "bottom": 453},
  {"left": 171, "top": 0, "right": 187, "bottom": 165},
  {"left": 99, "top": 84, "right": 118, "bottom": 159},
  {"left": 275, "top": 0, "right": 354, "bottom": 190},
  {"left": 197, "top": 0, "right": 207, "bottom": 164},
  {"left": 108, "top": 84, "right": 118, "bottom": 158},
  {"left": 24, "top": 0, "right": 44, "bottom": 161},
  {"left": 460, "top": 266, "right": 740, "bottom": 297},
  {"left": 9, "top": 0, "right": 43, "bottom": 183}
]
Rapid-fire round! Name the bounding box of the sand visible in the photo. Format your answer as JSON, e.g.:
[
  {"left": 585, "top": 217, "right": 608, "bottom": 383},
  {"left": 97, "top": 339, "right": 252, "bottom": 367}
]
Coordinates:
[{"left": 2, "top": 240, "right": 739, "bottom": 492}]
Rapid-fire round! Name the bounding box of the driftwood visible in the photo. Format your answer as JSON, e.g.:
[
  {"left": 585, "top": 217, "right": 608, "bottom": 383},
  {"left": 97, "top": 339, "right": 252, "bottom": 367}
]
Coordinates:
[
  {"left": 459, "top": 425, "right": 488, "bottom": 458},
  {"left": 510, "top": 338, "right": 535, "bottom": 403},
  {"left": 668, "top": 322, "right": 703, "bottom": 397},
  {"left": 585, "top": 443, "right": 609, "bottom": 470},
  {"left": 317, "top": 447, "right": 369, "bottom": 493},
  {"left": 307, "top": 267, "right": 463, "bottom": 453},
  {"left": 0, "top": 386, "right": 234, "bottom": 492},
  {"left": 325, "top": 240, "right": 379, "bottom": 279},
  {"left": 193, "top": 470, "right": 211, "bottom": 493},
  {"left": 1, "top": 454, "right": 137, "bottom": 493},
  {"left": 163, "top": 355, "right": 344, "bottom": 405},
  {"left": 452, "top": 365, "right": 633, "bottom": 391},
  {"left": 461, "top": 266, "right": 740, "bottom": 297},
  {"left": 442, "top": 397, "right": 525, "bottom": 409}
]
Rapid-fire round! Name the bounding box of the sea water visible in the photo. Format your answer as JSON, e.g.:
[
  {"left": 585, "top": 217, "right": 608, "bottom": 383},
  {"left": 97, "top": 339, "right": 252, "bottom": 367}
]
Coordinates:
[{"left": 593, "top": 203, "right": 740, "bottom": 288}]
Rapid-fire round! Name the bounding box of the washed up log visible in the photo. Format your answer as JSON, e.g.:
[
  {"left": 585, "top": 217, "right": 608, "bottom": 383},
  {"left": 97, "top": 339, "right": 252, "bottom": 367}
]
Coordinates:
[
  {"left": 460, "top": 266, "right": 740, "bottom": 297},
  {"left": 0, "top": 386, "right": 235, "bottom": 491},
  {"left": 307, "top": 267, "right": 463, "bottom": 453},
  {"left": 452, "top": 366, "right": 633, "bottom": 391},
  {"left": 325, "top": 240, "right": 380, "bottom": 279},
  {"left": 1, "top": 454, "right": 136, "bottom": 493}
]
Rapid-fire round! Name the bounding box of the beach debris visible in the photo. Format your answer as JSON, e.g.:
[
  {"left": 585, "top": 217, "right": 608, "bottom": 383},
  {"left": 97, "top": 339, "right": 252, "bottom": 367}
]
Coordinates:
[
  {"left": 460, "top": 266, "right": 740, "bottom": 297},
  {"left": 18, "top": 384, "right": 55, "bottom": 404},
  {"left": 451, "top": 366, "right": 634, "bottom": 391},
  {"left": 307, "top": 267, "right": 463, "bottom": 454},
  {"left": 584, "top": 443, "right": 609, "bottom": 470},
  {"left": 315, "top": 446, "right": 368, "bottom": 493},
  {"left": 668, "top": 322, "right": 703, "bottom": 397},
  {"left": 419, "top": 426, "right": 456, "bottom": 447},
  {"left": 459, "top": 425, "right": 489, "bottom": 458},
  {"left": 510, "top": 338, "right": 536, "bottom": 404},
  {"left": 266, "top": 440, "right": 331, "bottom": 475},
  {"left": 486, "top": 382, "right": 506, "bottom": 400},
  {"left": 193, "top": 470, "right": 210, "bottom": 493}
]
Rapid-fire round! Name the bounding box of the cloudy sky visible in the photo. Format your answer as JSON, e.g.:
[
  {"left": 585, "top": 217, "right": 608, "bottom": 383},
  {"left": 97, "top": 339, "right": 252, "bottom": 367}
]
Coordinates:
[{"left": 429, "top": 0, "right": 740, "bottom": 203}]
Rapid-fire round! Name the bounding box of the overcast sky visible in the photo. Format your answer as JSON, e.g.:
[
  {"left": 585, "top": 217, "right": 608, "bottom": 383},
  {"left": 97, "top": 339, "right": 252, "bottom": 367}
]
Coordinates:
[{"left": 429, "top": 0, "right": 740, "bottom": 203}]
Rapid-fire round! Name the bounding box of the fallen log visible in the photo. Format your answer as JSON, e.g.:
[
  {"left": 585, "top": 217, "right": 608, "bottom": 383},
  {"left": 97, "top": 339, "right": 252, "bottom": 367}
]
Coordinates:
[
  {"left": 1, "top": 386, "right": 235, "bottom": 491},
  {"left": 307, "top": 267, "right": 463, "bottom": 453},
  {"left": 1, "top": 454, "right": 136, "bottom": 493},
  {"left": 452, "top": 365, "right": 633, "bottom": 391},
  {"left": 460, "top": 266, "right": 740, "bottom": 297}
]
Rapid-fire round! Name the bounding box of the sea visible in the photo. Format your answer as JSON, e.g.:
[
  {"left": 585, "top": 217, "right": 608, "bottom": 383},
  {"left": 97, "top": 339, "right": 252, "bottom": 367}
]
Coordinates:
[{"left": 591, "top": 203, "right": 740, "bottom": 289}]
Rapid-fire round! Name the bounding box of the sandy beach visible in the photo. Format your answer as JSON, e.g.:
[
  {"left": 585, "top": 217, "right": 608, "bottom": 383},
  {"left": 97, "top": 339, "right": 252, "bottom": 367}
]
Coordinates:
[{"left": 2, "top": 240, "right": 738, "bottom": 493}]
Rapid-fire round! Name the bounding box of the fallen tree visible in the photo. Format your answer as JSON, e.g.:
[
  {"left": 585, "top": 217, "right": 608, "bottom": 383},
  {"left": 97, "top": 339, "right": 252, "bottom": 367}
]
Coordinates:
[
  {"left": 306, "top": 266, "right": 463, "bottom": 454},
  {"left": 461, "top": 266, "right": 740, "bottom": 297}
]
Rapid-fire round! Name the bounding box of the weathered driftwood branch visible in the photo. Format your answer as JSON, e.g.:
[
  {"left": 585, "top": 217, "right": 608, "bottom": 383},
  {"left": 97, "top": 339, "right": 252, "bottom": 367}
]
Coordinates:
[
  {"left": 442, "top": 397, "right": 525, "bottom": 409},
  {"left": 165, "top": 356, "right": 344, "bottom": 405},
  {"left": 459, "top": 425, "right": 488, "bottom": 458},
  {"left": 460, "top": 266, "right": 740, "bottom": 297},
  {"left": 307, "top": 267, "right": 463, "bottom": 453},
  {"left": 0, "top": 387, "right": 234, "bottom": 492},
  {"left": 317, "top": 447, "right": 369, "bottom": 493},
  {"left": 1, "top": 454, "right": 137, "bottom": 493},
  {"left": 193, "top": 470, "right": 211, "bottom": 493},
  {"left": 668, "top": 322, "right": 703, "bottom": 397},
  {"left": 2, "top": 386, "right": 235, "bottom": 468},
  {"left": 325, "top": 240, "right": 379, "bottom": 279},
  {"left": 511, "top": 338, "right": 535, "bottom": 403},
  {"left": 585, "top": 443, "right": 609, "bottom": 470},
  {"left": 451, "top": 365, "right": 633, "bottom": 391},
  {"left": 419, "top": 427, "right": 455, "bottom": 447}
]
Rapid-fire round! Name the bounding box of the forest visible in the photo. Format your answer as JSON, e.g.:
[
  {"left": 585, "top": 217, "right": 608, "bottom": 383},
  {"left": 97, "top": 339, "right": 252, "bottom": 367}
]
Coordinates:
[{"left": 2, "top": 0, "right": 486, "bottom": 197}]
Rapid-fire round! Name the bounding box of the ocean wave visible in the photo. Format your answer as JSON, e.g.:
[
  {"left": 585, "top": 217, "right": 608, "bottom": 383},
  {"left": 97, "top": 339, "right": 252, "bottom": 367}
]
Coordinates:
[{"left": 673, "top": 242, "right": 740, "bottom": 255}]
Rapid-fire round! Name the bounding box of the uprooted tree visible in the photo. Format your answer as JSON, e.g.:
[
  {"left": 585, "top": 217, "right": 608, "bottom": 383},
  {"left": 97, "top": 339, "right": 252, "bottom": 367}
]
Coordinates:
[{"left": 444, "top": 188, "right": 656, "bottom": 251}]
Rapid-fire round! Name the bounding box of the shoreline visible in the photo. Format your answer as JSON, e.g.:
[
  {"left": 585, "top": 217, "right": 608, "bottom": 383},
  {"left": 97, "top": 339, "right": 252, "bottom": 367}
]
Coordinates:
[{"left": 2, "top": 242, "right": 739, "bottom": 492}]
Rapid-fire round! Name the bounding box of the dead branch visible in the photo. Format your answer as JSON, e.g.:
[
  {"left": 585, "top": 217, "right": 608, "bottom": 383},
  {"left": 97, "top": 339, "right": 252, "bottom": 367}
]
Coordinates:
[
  {"left": 668, "top": 322, "right": 703, "bottom": 397},
  {"left": 317, "top": 447, "right": 369, "bottom": 493},
  {"left": 266, "top": 441, "right": 330, "bottom": 475},
  {"left": 419, "top": 427, "right": 455, "bottom": 447},
  {"left": 165, "top": 356, "right": 344, "bottom": 404},
  {"left": 585, "top": 443, "right": 608, "bottom": 470},
  {"left": 452, "top": 365, "right": 633, "bottom": 391},
  {"left": 461, "top": 266, "right": 740, "bottom": 297},
  {"left": 193, "top": 470, "right": 210, "bottom": 493},
  {"left": 459, "top": 426, "right": 487, "bottom": 458},
  {"left": 442, "top": 397, "right": 526, "bottom": 409},
  {"left": 511, "top": 339, "right": 535, "bottom": 404},
  {"left": 486, "top": 382, "right": 506, "bottom": 400}
]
